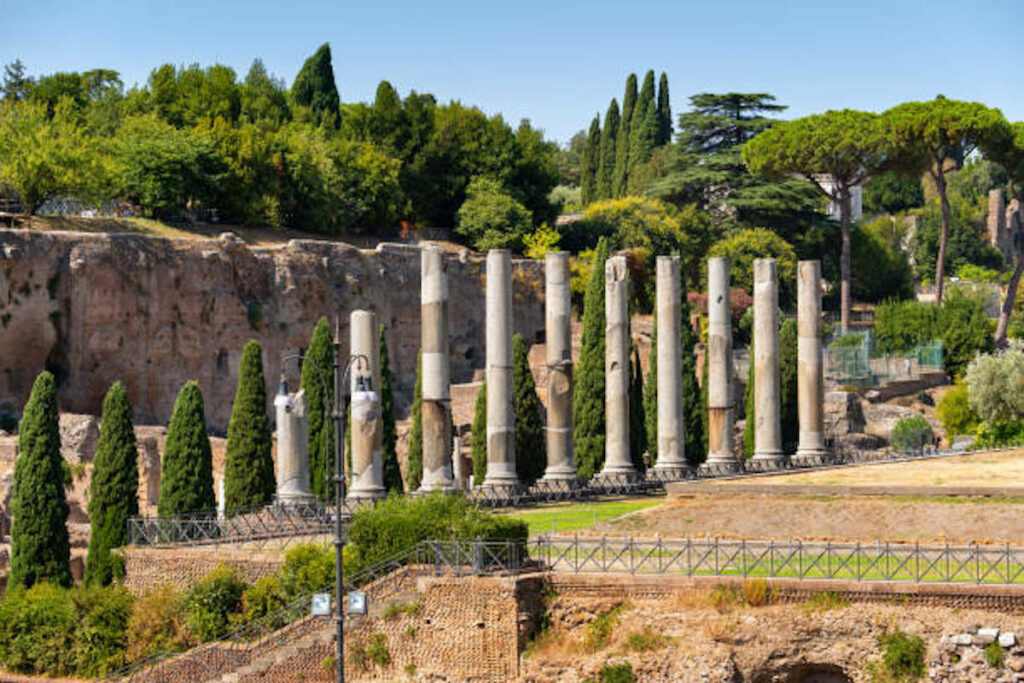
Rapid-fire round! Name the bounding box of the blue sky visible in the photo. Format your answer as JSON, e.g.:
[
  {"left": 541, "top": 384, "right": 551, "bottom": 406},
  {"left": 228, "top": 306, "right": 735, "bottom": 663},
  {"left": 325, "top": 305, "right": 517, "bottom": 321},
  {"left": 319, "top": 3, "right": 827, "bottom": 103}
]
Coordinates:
[{"left": 3, "top": 0, "right": 1022, "bottom": 144}]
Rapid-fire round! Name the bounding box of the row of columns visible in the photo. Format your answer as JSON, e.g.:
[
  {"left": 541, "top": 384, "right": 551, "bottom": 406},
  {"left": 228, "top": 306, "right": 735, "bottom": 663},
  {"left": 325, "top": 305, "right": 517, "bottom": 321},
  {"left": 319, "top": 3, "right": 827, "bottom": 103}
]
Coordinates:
[{"left": 273, "top": 248, "right": 828, "bottom": 503}]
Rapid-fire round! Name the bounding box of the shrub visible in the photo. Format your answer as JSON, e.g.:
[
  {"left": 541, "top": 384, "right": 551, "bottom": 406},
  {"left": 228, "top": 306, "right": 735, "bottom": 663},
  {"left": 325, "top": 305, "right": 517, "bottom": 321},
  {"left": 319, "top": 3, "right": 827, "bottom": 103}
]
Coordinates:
[
  {"left": 985, "top": 640, "right": 1005, "bottom": 668},
  {"left": 875, "top": 629, "right": 926, "bottom": 681},
  {"left": 366, "top": 633, "right": 391, "bottom": 667},
  {"left": 279, "top": 543, "right": 334, "bottom": 601},
  {"left": 965, "top": 344, "right": 1024, "bottom": 424},
  {"left": 69, "top": 585, "right": 133, "bottom": 677},
  {"left": 709, "top": 584, "right": 741, "bottom": 613},
  {"left": 830, "top": 333, "right": 866, "bottom": 350},
  {"left": 741, "top": 578, "right": 772, "bottom": 607},
  {"left": 583, "top": 604, "right": 625, "bottom": 651},
  {"left": 974, "top": 420, "right": 1024, "bottom": 448},
  {"left": 936, "top": 381, "right": 979, "bottom": 438},
  {"left": 890, "top": 415, "right": 933, "bottom": 452},
  {"left": 800, "top": 591, "right": 850, "bottom": 614},
  {"left": 625, "top": 626, "right": 668, "bottom": 652},
  {"left": 182, "top": 565, "right": 247, "bottom": 641},
  {"left": 127, "top": 584, "right": 191, "bottom": 660},
  {"left": 0, "top": 583, "right": 76, "bottom": 675},
  {"left": 596, "top": 661, "right": 635, "bottom": 683},
  {"left": 242, "top": 575, "right": 286, "bottom": 625}
]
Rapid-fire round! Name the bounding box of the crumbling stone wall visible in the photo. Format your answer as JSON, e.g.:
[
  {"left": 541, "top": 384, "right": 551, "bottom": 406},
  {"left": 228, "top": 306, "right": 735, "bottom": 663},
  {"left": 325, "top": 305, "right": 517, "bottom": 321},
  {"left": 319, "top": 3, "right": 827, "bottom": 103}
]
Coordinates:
[
  {"left": 0, "top": 230, "right": 545, "bottom": 431},
  {"left": 120, "top": 546, "right": 285, "bottom": 594}
]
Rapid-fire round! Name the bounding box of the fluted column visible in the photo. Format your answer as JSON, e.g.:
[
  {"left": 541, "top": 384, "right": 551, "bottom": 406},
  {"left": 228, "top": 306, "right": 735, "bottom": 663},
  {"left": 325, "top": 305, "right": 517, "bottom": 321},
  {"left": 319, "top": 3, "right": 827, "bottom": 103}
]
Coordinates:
[
  {"left": 596, "top": 255, "right": 636, "bottom": 480},
  {"left": 347, "top": 310, "right": 385, "bottom": 500},
  {"left": 419, "top": 244, "right": 455, "bottom": 491},
  {"left": 701, "top": 256, "right": 740, "bottom": 473},
  {"left": 483, "top": 249, "right": 519, "bottom": 488},
  {"left": 751, "top": 259, "right": 785, "bottom": 469},
  {"left": 543, "top": 251, "right": 576, "bottom": 482},
  {"left": 274, "top": 378, "right": 314, "bottom": 505},
  {"left": 793, "top": 260, "right": 827, "bottom": 466},
  {"left": 652, "top": 255, "right": 689, "bottom": 479}
]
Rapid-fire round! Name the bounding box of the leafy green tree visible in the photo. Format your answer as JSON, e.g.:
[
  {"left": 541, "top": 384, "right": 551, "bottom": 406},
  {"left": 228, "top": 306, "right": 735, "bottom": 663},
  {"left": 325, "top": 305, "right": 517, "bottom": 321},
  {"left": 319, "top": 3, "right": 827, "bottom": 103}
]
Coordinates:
[
  {"left": 240, "top": 59, "right": 290, "bottom": 126},
  {"left": 406, "top": 353, "right": 423, "bottom": 491},
  {"left": 882, "top": 97, "right": 1007, "bottom": 303},
  {"left": 863, "top": 170, "right": 924, "bottom": 214},
  {"left": 629, "top": 346, "right": 647, "bottom": 471},
  {"left": 291, "top": 43, "right": 340, "bottom": 128},
  {"left": 10, "top": 371, "right": 71, "bottom": 589},
  {"left": 612, "top": 74, "right": 638, "bottom": 198},
  {"left": 379, "top": 326, "right": 402, "bottom": 493},
  {"left": 223, "top": 340, "right": 274, "bottom": 516},
  {"left": 986, "top": 121, "right": 1024, "bottom": 344},
  {"left": 706, "top": 228, "right": 799, "bottom": 308},
  {"left": 455, "top": 176, "right": 533, "bottom": 252},
  {"left": 158, "top": 381, "right": 215, "bottom": 516},
  {"left": 656, "top": 72, "right": 672, "bottom": 147},
  {"left": 580, "top": 115, "right": 601, "bottom": 206},
  {"left": 574, "top": 237, "right": 609, "bottom": 478},
  {"left": 745, "top": 109, "right": 890, "bottom": 333},
  {"left": 302, "top": 317, "right": 335, "bottom": 501},
  {"left": 852, "top": 218, "right": 915, "bottom": 303},
  {"left": 596, "top": 99, "right": 620, "bottom": 201},
  {"left": 86, "top": 382, "right": 138, "bottom": 586},
  {"left": 512, "top": 334, "right": 545, "bottom": 484},
  {"left": 471, "top": 378, "right": 487, "bottom": 485}
]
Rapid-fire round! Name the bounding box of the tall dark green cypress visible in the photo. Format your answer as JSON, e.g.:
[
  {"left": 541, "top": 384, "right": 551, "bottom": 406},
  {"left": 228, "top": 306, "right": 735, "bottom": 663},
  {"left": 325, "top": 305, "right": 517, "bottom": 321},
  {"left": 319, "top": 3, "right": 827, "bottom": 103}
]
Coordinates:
[
  {"left": 471, "top": 378, "right": 487, "bottom": 485},
  {"left": 580, "top": 115, "right": 602, "bottom": 206},
  {"left": 743, "top": 340, "right": 756, "bottom": 458},
  {"left": 629, "top": 346, "right": 647, "bottom": 472},
  {"left": 86, "top": 381, "right": 138, "bottom": 586},
  {"left": 224, "top": 340, "right": 274, "bottom": 516},
  {"left": 513, "top": 334, "right": 546, "bottom": 484},
  {"left": 681, "top": 304, "right": 705, "bottom": 465},
  {"left": 700, "top": 349, "right": 709, "bottom": 459},
  {"left": 643, "top": 316, "right": 659, "bottom": 465},
  {"left": 10, "top": 371, "right": 70, "bottom": 589},
  {"left": 779, "top": 318, "right": 799, "bottom": 453},
  {"left": 656, "top": 72, "right": 672, "bottom": 146},
  {"left": 379, "top": 325, "right": 403, "bottom": 494},
  {"left": 628, "top": 70, "right": 658, "bottom": 179},
  {"left": 597, "top": 99, "right": 620, "bottom": 201},
  {"left": 612, "top": 74, "right": 638, "bottom": 198},
  {"left": 405, "top": 353, "right": 423, "bottom": 491},
  {"left": 158, "top": 381, "right": 215, "bottom": 516},
  {"left": 302, "top": 317, "right": 335, "bottom": 501},
  {"left": 574, "top": 238, "right": 609, "bottom": 479},
  {"left": 291, "top": 43, "right": 340, "bottom": 128}
]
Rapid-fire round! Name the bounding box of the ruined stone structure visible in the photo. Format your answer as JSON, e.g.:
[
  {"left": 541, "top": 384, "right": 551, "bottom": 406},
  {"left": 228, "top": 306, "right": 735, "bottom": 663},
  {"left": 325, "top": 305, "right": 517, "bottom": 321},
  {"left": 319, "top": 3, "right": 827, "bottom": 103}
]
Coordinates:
[
  {"left": 348, "top": 309, "right": 385, "bottom": 501},
  {"left": 418, "top": 245, "right": 454, "bottom": 492},
  {"left": 542, "top": 251, "right": 576, "bottom": 483},
  {"left": 651, "top": 255, "right": 688, "bottom": 479},
  {"left": 751, "top": 258, "right": 785, "bottom": 470},
  {"left": 595, "top": 255, "right": 637, "bottom": 482},
  {"left": 702, "top": 256, "right": 739, "bottom": 473},
  {"left": 0, "top": 230, "right": 545, "bottom": 431},
  {"left": 988, "top": 188, "right": 1024, "bottom": 265},
  {"left": 273, "top": 381, "right": 314, "bottom": 505},
  {"left": 483, "top": 249, "right": 519, "bottom": 489},
  {"left": 794, "top": 260, "right": 828, "bottom": 466}
]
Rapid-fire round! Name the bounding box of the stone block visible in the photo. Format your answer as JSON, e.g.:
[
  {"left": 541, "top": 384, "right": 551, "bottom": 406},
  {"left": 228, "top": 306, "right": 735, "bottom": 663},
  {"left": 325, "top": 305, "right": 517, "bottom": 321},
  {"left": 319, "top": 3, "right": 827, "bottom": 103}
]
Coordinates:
[
  {"left": 1000, "top": 632, "right": 1017, "bottom": 648},
  {"left": 59, "top": 413, "right": 100, "bottom": 464},
  {"left": 950, "top": 634, "right": 973, "bottom": 646}
]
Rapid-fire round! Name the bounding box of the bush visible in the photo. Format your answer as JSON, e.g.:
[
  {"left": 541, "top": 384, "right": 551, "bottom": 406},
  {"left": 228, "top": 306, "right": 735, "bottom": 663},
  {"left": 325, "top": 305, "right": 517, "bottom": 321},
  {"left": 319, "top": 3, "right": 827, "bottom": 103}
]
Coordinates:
[
  {"left": 182, "top": 565, "right": 247, "bottom": 641},
  {"left": 126, "top": 584, "right": 191, "bottom": 660},
  {"left": 830, "top": 333, "right": 865, "bottom": 349},
  {"left": 625, "top": 626, "right": 668, "bottom": 652},
  {"left": 583, "top": 604, "right": 625, "bottom": 651},
  {"left": 936, "top": 381, "right": 979, "bottom": 437},
  {"left": 974, "top": 420, "right": 1024, "bottom": 448},
  {"left": 741, "top": 578, "right": 772, "bottom": 607},
  {"left": 875, "top": 629, "right": 926, "bottom": 681},
  {"left": 242, "top": 575, "right": 286, "bottom": 625},
  {"left": 279, "top": 543, "right": 335, "bottom": 601},
  {"left": 965, "top": 344, "right": 1024, "bottom": 424},
  {"left": 345, "top": 494, "right": 527, "bottom": 577},
  {"left": 68, "top": 585, "right": 133, "bottom": 677},
  {"left": 890, "top": 415, "right": 933, "bottom": 452},
  {"left": 597, "top": 661, "right": 635, "bottom": 683},
  {"left": 985, "top": 640, "right": 1005, "bottom": 668}
]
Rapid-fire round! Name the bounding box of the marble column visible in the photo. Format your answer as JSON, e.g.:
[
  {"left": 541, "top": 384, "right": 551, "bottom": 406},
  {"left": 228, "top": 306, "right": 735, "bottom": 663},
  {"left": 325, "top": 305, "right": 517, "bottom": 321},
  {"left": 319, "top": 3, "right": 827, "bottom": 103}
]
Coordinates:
[
  {"left": 542, "top": 251, "right": 576, "bottom": 482},
  {"left": 596, "top": 255, "right": 636, "bottom": 481},
  {"left": 652, "top": 255, "right": 689, "bottom": 478},
  {"left": 701, "top": 256, "right": 740, "bottom": 473},
  {"left": 751, "top": 259, "right": 785, "bottom": 469},
  {"left": 419, "top": 244, "right": 455, "bottom": 492},
  {"left": 274, "top": 377, "right": 314, "bottom": 505},
  {"left": 793, "top": 260, "right": 827, "bottom": 466},
  {"left": 483, "top": 249, "right": 519, "bottom": 488},
  {"left": 347, "top": 310, "right": 385, "bottom": 501}
]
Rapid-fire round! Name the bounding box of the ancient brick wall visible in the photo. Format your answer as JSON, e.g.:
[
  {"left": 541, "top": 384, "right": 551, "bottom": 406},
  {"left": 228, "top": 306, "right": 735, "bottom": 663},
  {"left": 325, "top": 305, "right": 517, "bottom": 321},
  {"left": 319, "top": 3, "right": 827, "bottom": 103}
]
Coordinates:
[{"left": 121, "top": 546, "right": 285, "bottom": 594}]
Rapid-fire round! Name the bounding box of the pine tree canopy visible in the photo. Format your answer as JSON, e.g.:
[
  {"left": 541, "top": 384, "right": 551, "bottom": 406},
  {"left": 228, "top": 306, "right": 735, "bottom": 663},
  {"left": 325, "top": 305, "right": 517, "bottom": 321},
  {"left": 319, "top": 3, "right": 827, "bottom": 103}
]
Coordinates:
[
  {"left": 379, "top": 325, "right": 403, "bottom": 494},
  {"left": 302, "top": 317, "right": 335, "bottom": 501},
  {"left": 10, "top": 371, "right": 71, "bottom": 589},
  {"left": 158, "top": 380, "right": 216, "bottom": 516},
  {"left": 573, "top": 237, "right": 609, "bottom": 478},
  {"left": 224, "top": 340, "right": 275, "bottom": 516},
  {"left": 513, "top": 334, "right": 546, "bottom": 484},
  {"left": 86, "top": 381, "right": 138, "bottom": 586}
]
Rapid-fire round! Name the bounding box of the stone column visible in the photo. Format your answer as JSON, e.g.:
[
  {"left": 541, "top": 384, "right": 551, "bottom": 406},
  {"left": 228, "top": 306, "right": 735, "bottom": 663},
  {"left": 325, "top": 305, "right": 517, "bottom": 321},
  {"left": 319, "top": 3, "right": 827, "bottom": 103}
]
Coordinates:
[
  {"left": 751, "top": 259, "right": 785, "bottom": 469},
  {"left": 274, "top": 378, "right": 314, "bottom": 505},
  {"left": 596, "top": 255, "right": 636, "bottom": 481},
  {"left": 542, "top": 251, "right": 576, "bottom": 483},
  {"left": 483, "top": 249, "right": 519, "bottom": 488},
  {"left": 701, "top": 256, "right": 740, "bottom": 473},
  {"left": 793, "top": 260, "right": 827, "bottom": 466},
  {"left": 419, "top": 245, "right": 455, "bottom": 492},
  {"left": 347, "top": 310, "right": 385, "bottom": 501},
  {"left": 651, "top": 255, "right": 689, "bottom": 479}
]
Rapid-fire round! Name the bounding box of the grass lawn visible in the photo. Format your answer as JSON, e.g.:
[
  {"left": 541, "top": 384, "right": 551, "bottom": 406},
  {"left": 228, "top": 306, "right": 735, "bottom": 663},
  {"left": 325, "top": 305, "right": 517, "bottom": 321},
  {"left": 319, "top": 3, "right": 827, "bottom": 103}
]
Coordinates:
[{"left": 500, "top": 497, "right": 663, "bottom": 536}]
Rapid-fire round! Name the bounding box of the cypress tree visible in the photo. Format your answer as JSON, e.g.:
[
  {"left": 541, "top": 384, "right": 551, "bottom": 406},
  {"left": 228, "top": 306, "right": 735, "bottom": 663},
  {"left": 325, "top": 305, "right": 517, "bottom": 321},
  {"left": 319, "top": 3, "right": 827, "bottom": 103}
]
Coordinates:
[
  {"left": 10, "top": 371, "right": 70, "bottom": 589},
  {"left": 580, "top": 115, "right": 601, "bottom": 206},
  {"left": 779, "top": 318, "right": 799, "bottom": 453},
  {"left": 574, "top": 237, "right": 609, "bottom": 479},
  {"left": 85, "top": 381, "right": 138, "bottom": 586},
  {"left": 158, "top": 381, "right": 215, "bottom": 516},
  {"left": 628, "top": 71, "right": 658, "bottom": 177},
  {"left": 405, "top": 353, "right": 423, "bottom": 491},
  {"left": 643, "top": 315, "right": 658, "bottom": 465},
  {"left": 597, "top": 99, "right": 620, "bottom": 200},
  {"left": 224, "top": 340, "right": 274, "bottom": 516},
  {"left": 629, "top": 346, "right": 647, "bottom": 472},
  {"left": 612, "top": 74, "right": 638, "bottom": 198},
  {"left": 291, "top": 43, "right": 340, "bottom": 128},
  {"left": 681, "top": 304, "right": 705, "bottom": 465},
  {"left": 471, "top": 378, "right": 487, "bottom": 486},
  {"left": 513, "top": 334, "right": 546, "bottom": 484},
  {"left": 302, "top": 317, "right": 335, "bottom": 501},
  {"left": 656, "top": 72, "right": 672, "bottom": 146},
  {"left": 743, "top": 340, "right": 755, "bottom": 458},
  {"left": 379, "top": 325, "right": 403, "bottom": 494},
  {"left": 700, "top": 349, "right": 709, "bottom": 458}
]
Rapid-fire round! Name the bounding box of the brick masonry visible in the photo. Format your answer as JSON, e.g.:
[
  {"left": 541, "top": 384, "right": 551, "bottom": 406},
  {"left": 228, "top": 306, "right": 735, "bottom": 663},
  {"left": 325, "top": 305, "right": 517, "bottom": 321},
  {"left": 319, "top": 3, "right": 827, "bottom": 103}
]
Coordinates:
[{"left": 120, "top": 546, "right": 285, "bottom": 594}]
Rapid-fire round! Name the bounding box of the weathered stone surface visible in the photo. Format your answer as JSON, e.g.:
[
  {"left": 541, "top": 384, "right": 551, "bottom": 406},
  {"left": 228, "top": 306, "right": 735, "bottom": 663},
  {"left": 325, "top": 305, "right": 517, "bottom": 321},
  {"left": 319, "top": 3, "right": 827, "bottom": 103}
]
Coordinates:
[
  {"left": 0, "top": 230, "right": 544, "bottom": 431},
  {"left": 1000, "top": 631, "right": 1017, "bottom": 647},
  {"left": 59, "top": 413, "right": 100, "bottom": 464},
  {"left": 824, "top": 390, "right": 866, "bottom": 438}
]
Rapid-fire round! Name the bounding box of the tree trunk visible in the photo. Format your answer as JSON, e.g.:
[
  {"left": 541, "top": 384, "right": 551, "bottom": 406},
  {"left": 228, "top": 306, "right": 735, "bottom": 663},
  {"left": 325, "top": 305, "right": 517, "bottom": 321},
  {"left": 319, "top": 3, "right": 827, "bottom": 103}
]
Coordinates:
[
  {"left": 935, "top": 165, "right": 951, "bottom": 304},
  {"left": 840, "top": 188, "right": 852, "bottom": 335},
  {"left": 995, "top": 260, "right": 1023, "bottom": 348}
]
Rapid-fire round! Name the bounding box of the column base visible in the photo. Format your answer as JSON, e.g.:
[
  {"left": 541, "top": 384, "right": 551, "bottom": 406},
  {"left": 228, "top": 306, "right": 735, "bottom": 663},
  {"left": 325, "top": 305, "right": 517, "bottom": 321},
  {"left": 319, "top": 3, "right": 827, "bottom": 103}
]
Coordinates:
[
  {"left": 416, "top": 481, "right": 457, "bottom": 495},
  {"left": 346, "top": 486, "right": 387, "bottom": 503},
  {"left": 790, "top": 450, "right": 830, "bottom": 468},
  {"left": 699, "top": 459, "right": 743, "bottom": 476},
  {"left": 274, "top": 493, "right": 318, "bottom": 509},
  {"left": 530, "top": 478, "right": 579, "bottom": 497},
  {"left": 541, "top": 464, "right": 578, "bottom": 482},
  {"left": 648, "top": 464, "right": 694, "bottom": 482},
  {"left": 470, "top": 482, "right": 527, "bottom": 506},
  {"left": 589, "top": 469, "right": 641, "bottom": 488},
  {"left": 747, "top": 455, "right": 789, "bottom": 472}
]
